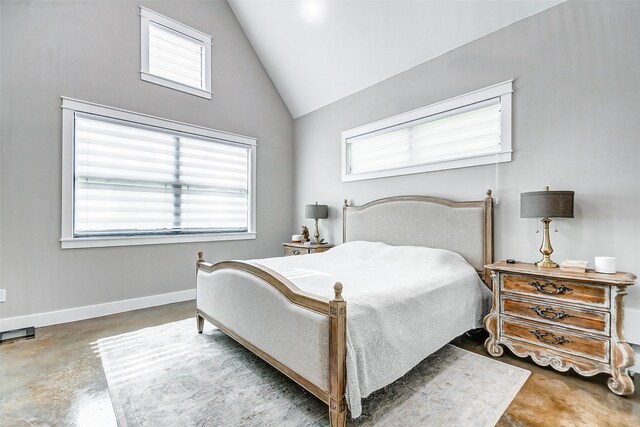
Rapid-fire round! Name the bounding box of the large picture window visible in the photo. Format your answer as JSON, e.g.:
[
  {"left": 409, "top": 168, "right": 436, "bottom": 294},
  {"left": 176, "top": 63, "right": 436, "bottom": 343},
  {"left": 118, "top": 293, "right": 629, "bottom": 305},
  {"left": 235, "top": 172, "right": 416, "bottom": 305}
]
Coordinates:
[
  {"left": 342, "top": 80, "right": 512, "bottom": 182},
  {"left": 61, "top": 98, "right": 256, "bottom": 248}
]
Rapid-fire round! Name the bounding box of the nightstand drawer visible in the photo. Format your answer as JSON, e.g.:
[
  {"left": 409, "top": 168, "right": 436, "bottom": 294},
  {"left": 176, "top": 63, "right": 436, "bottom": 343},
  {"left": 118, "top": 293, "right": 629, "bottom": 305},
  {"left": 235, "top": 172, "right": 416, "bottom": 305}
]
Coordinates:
[
  {"left": 502, "top": 274, "right": 609, "bottom": 307},
  {"left": 310, "top": 246, "right": 332, "bottom": 254},
  {"left": 501, "top": 318, "right": 609, "bottom": 363},
  {"left": 284, "top": 246, "right": 310, "bottom": 256},
  {"left": 501, "top": 296, "right": 609, "bottom": 336}
]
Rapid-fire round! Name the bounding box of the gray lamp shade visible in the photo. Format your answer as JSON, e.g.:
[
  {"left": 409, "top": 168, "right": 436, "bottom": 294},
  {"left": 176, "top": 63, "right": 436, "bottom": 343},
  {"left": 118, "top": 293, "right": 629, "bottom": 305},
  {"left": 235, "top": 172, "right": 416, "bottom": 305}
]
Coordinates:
[
  {"left": 305, "top": 203, "right": 328, "bottom": 219},
  {"left": 520, "top": 190, "right": 574, "bottom": 218}
]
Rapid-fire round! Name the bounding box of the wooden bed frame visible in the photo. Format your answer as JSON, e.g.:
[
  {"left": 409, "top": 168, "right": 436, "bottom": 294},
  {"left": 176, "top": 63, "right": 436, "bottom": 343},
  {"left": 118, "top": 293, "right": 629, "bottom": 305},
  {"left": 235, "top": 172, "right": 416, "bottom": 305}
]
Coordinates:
[{"left": 195, "top": 190, "right": 494, "bottom": 427}]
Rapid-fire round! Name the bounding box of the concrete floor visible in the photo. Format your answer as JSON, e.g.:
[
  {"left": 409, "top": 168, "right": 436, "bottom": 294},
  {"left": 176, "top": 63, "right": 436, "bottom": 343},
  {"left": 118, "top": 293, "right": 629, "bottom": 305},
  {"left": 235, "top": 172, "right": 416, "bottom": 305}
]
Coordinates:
[{"left": 1, "top": 300, "right": 638, "bottom": 426}]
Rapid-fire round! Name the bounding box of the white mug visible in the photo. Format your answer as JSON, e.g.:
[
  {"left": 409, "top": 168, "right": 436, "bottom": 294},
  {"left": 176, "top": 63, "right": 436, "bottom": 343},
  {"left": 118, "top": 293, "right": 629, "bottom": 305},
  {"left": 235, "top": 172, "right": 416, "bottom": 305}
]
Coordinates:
[{"left": 594, "top": 257, "right": 616, "bottom": 274}]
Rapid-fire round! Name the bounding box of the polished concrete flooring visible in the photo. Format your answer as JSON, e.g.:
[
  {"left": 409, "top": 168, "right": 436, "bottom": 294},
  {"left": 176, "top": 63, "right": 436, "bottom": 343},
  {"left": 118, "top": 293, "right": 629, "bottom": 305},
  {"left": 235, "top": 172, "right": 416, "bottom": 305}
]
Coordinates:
[{"left": 1, "top": 300, "right": 638, "bottom": 426}]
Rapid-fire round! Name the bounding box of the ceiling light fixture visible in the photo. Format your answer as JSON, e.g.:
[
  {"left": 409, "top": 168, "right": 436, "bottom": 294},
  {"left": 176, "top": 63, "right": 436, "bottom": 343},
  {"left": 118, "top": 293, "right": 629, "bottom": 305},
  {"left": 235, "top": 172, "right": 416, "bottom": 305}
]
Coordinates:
[{"left": 302, "top": 1, "right": 323, "bottom": 21}]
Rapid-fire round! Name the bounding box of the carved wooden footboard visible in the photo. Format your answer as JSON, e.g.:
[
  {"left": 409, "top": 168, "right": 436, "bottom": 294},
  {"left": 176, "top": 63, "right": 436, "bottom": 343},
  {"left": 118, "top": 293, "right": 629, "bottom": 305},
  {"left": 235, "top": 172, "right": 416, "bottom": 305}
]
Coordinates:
[{"left": 195, "top": 252, "right": 347, "bottom": 427}]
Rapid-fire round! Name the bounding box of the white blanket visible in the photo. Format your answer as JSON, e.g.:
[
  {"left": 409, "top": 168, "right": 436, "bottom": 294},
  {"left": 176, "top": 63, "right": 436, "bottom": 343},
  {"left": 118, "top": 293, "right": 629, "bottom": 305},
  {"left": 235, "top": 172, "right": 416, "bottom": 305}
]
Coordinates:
[{"left": 253, "top": 241, "right": 492, "bottom": 418}]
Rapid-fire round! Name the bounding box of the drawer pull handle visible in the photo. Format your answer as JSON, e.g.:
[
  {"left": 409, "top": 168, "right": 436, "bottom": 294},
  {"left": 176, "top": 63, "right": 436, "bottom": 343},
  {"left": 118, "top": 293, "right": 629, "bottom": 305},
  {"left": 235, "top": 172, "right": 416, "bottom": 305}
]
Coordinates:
[
  {"left": 292, "top": 249, "right": 300, "bottom": 255},
  {"left": 529, "top": 305, "right": 572, "bottom": 320},
  {"left": 528, "top": 281, "right": 573, "bottom": 295},
  {"left": 529, "top": 329, "right": 572, "bottom": 345}
]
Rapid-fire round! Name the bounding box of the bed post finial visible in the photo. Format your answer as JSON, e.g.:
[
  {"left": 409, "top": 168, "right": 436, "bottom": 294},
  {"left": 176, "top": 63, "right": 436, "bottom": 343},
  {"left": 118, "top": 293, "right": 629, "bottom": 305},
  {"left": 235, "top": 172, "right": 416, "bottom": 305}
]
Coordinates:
[
  {"left": 333, "top": 282, "right": 344, "bottom": 302},
  {"left": 343, "top": 199, "right": 348, "bottom": 208},
  {"left": 486, "top": 189, "right": 492, "bottom": 198},
  {"left": 196, "top": 252, "right": 205, "bottom": 275}
]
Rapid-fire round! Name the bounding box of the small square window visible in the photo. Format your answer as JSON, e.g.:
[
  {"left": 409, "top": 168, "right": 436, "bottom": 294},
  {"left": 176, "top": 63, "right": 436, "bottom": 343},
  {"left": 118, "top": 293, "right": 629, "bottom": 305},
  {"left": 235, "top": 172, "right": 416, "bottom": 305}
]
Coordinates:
[{"left": 140, "top": 7, "right": 212, "bottom": 99}]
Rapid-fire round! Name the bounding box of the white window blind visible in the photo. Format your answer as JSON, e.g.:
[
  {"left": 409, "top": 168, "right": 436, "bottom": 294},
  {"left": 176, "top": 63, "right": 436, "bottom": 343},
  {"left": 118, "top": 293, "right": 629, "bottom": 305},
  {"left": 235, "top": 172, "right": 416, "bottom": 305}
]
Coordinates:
[
  {"left": 342, "top": 80, "right": 512, "bottom": 182},
  {"left": 74, "top": 114, "right": 250, "bottom": 237},
  {"left": 148, "top": 22, "right": 204, "bottom": 90},
  {"left": 140, "top": 7, "right": 212, "bottom": 99},
  {"left": 348, "top": 101, "right": 501, "bottom": 175}
]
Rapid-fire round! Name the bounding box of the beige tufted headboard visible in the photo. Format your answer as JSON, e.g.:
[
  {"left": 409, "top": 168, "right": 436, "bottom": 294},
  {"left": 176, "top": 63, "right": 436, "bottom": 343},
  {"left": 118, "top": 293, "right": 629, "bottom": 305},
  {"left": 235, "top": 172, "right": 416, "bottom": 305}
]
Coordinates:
[{"left": 343, "top": 190, "right": 494, "bottom": 285}]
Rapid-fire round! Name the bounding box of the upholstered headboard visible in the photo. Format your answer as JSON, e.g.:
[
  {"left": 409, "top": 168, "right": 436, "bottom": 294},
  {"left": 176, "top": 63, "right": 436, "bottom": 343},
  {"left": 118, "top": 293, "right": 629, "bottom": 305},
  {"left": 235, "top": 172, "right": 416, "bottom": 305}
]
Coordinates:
[{"left": 343, "top": 190, "right": 494, "bottom": 284}]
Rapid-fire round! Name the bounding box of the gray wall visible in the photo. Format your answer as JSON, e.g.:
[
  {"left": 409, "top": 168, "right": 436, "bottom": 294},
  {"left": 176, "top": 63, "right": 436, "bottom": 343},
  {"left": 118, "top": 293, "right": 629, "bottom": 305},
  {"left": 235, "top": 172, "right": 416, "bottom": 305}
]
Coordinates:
[
  {"left": 293, "top": 0, "right": 640, "bottom": 311},
  {"left": 0, "top": 0, "right": 294, "bottom": 319}
]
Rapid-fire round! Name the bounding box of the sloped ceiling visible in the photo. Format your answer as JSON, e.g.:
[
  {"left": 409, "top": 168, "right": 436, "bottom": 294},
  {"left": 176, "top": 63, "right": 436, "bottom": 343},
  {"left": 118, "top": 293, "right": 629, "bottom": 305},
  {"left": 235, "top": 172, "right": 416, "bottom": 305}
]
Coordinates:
[{"left": 229, "top": 0, "right": 564, "bottom": 118}]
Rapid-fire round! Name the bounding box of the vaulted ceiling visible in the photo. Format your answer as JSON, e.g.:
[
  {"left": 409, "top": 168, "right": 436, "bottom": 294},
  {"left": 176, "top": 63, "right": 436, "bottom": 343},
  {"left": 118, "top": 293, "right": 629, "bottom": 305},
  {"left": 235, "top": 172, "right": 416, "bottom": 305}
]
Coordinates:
[{"left": 229, "top": 0, "right": 564, "bottom": 118}]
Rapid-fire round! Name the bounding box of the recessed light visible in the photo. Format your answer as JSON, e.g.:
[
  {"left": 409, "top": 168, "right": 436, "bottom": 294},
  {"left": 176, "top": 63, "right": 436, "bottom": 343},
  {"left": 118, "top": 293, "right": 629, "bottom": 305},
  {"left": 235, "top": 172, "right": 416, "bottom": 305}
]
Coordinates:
[{"left": 307, "top": 2, "right": 319, "bottom": 16}]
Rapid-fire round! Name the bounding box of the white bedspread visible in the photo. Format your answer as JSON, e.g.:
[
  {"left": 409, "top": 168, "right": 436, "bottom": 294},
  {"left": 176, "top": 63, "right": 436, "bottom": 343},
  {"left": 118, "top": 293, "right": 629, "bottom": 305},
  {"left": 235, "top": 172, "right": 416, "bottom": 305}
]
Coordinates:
[{"left": 253, "top": 241, "right": 492, "bottom": 418}]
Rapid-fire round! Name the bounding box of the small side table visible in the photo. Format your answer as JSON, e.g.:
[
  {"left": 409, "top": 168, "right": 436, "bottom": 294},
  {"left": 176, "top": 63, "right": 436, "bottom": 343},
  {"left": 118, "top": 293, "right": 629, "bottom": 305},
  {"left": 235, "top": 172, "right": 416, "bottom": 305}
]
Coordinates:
[{"left": 282, "top": 242, "right": 334, "bottom": 257}]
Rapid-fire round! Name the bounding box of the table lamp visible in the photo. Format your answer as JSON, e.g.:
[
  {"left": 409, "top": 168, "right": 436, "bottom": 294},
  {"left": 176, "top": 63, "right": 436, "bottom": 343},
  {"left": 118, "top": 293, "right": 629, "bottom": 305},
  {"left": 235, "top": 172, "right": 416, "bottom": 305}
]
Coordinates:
[
  {"left": 305, "top": 202, "right": 328, "bottom": 244},
  {"left": 520, "top": 186, "right": 574, "bottom": 268}
]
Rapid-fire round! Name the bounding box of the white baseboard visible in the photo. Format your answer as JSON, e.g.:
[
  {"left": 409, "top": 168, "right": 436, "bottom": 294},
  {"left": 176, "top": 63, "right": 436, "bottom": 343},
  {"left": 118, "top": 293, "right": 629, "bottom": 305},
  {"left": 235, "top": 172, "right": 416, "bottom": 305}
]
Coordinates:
[
  {"left": 625, "top": 307, "right": 640, "bottom": 346},
  {"left": 631, "top": 344, "right": 640, "bottom": 375},
  {"left": 0, "top": 289, "right": 195, "bottom": 332},
  {"left": 625, "top": 308, "right": 640, "bottom": 375}
]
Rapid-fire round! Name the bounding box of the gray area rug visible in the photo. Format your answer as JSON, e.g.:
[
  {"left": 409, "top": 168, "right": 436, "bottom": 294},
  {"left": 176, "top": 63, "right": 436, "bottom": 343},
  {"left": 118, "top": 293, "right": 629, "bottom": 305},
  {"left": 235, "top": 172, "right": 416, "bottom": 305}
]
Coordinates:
[{"left": 99, "top": 319, "right": 529, "bottom": 426}]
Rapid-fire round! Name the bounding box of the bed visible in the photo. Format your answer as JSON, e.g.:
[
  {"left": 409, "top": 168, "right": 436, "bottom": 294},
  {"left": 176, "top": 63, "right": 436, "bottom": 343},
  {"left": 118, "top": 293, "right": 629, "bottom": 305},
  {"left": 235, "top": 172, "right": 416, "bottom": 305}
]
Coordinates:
[{"left": 195, "top": 190, "right": 494, "bottom": 426}]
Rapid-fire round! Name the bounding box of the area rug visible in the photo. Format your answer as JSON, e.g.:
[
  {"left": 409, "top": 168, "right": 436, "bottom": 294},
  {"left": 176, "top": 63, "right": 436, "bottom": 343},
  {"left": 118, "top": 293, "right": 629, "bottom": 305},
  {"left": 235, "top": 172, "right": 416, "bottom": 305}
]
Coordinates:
[{"left": 98, "top": 319, "right": 529, "bottom": 426}]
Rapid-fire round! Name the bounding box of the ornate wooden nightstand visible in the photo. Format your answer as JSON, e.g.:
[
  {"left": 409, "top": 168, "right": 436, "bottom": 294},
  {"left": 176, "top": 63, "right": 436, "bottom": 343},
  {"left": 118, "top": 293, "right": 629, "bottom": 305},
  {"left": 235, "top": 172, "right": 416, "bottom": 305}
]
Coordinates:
[
  {"left": 282, "top": 242, "right": 334, "bottom": 257},
  {"left": 483, "top": 261, "right": 636, "bottom": 395}
]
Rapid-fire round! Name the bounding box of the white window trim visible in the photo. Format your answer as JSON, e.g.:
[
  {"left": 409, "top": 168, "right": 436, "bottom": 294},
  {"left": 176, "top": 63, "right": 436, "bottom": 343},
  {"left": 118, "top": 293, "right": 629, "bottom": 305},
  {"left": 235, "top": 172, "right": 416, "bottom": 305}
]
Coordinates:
[
  {"left": 140, "top": 6, "right": 212, "bottom": 99},
  {"left": 341, "top": 80, "right": 513, "bottom": 182},
  {"left": 61, "top": 97, "right": 257, "bottom": 249}
]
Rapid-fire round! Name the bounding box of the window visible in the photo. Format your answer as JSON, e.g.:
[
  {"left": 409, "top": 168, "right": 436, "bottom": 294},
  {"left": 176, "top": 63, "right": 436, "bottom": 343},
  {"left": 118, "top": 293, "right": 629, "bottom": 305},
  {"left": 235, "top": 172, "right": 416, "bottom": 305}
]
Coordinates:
[
  {"left": 61, "top": 98, "right": 256, "bottom": 249},
  {"left": 140, "top": 7, "right": 212, "bottom": 99},
  {"left": 341, "top": 80, "right": 512, "bottom": 182}
]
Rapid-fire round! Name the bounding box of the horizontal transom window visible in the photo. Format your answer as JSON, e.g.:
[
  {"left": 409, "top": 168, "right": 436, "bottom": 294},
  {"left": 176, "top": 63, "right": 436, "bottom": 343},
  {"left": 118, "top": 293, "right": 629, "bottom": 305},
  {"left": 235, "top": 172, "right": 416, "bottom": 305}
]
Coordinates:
[
  {"left": 61, "top": 98, "right": 256, "bottom": 249},
  {"left": 342, "top": 80, "right": 512, "bottom": 182}
]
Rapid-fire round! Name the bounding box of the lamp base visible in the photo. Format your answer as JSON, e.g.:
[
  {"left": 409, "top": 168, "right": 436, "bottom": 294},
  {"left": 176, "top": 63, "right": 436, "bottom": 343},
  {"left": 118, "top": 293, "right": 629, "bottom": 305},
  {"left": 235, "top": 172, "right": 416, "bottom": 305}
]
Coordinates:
[
  {"left": 314, "top": 218, "right": 320, "bottom": 244},
  {"left": 535, "top": 255, "right": 558, "bottom": 268},
  {"left": 535, "top": 218, "right": 558, "bottom": 268}
]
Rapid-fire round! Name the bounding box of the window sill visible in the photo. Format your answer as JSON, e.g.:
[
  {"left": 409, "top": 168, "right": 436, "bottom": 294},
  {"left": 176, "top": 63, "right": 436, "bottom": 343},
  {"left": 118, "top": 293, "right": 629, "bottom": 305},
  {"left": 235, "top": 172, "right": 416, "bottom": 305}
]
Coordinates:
[
  {"left": 342, "top": 151, "right": 512, "bottom": 183},
  {"left": 60, "top": 232, "right": 256, "bottom": 249},
  {"left": 140, "top": 72, "right": 212, "bottom": 99}
]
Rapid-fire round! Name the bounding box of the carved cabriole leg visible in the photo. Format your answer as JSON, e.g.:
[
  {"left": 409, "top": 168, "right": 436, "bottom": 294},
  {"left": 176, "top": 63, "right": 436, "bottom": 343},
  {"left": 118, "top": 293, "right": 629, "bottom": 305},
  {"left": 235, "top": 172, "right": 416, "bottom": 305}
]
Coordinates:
[
  {"left": 608, "top": 285, "right": 635, "bottom": 395},
  {"left": 329, "top": 282, "right": 347, "bottom": 427},
  {"left": 484, "top": 272, "right": 503, "bottom": 357}
]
